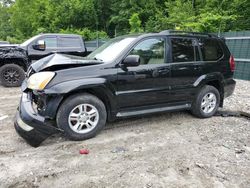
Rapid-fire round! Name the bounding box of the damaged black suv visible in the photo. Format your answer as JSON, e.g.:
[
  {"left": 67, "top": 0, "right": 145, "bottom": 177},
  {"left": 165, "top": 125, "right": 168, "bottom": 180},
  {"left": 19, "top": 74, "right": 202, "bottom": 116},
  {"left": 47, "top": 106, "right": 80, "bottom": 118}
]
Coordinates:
[{"left": 14, "top": 30, "right": 236, "bottom": 147}]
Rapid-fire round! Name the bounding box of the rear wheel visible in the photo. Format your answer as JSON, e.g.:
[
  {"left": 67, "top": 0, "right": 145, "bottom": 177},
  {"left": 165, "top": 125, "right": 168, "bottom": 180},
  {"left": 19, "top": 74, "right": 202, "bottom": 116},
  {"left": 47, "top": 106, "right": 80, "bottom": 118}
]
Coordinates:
[
  {"left": 0, "top": 64, "right": 25, "bottom": 87},
  {"left": 56, "top": 93, "right": 107, "bottom": 141},
  {"left": 191, "top": 85, "right": 220, "bottom": 118}
]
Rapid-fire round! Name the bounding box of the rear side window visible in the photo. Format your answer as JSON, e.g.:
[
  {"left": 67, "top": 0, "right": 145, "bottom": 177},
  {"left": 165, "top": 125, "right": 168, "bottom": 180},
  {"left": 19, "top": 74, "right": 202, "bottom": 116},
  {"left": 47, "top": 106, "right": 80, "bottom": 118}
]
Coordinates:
[
  {"left": 58, "top": 37, "right": 82, "bottom": 48},
  {"left": 199, "top": 38, "right": 223, "bottom": 61},
  {"left": 171, "top": 38, "right": 197, "bottom": 62}
]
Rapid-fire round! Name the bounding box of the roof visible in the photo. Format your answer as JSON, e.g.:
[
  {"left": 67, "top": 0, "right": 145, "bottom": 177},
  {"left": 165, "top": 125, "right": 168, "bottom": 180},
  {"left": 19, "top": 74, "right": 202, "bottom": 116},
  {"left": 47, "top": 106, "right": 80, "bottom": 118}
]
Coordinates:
[{"left": 37, "top": 33, "right": 82, "bottom": 37}]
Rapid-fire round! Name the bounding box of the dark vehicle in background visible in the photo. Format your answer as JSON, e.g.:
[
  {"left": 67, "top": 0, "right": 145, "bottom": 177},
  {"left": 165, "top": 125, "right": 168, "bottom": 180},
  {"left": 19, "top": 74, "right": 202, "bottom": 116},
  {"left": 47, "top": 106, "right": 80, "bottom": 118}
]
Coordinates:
[
  {"left": 14, "top": 30, "right": 236, "bottom": 147},
  {"left": 0, "top": 41, "right": 10, "bottom": 45},
  {"left": 0, "top": 33, "right": 87, "bottom": 87}
]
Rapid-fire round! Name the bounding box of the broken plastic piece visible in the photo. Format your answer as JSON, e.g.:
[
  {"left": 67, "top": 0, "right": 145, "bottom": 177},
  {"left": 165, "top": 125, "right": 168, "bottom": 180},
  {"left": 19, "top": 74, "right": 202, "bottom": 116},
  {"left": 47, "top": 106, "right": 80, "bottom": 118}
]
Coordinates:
[{"left": 79, "top": 149, "right": 89, "bottom": 155}]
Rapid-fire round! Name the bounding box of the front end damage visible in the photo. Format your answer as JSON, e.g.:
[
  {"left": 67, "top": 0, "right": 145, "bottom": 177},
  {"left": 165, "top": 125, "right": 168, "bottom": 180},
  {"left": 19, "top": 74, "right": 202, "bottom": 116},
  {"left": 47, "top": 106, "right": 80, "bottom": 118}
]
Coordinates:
[
  {"left": 14, "top": 82, "right": 63, "bottom": 147},
  {"left": 14, "top": 54, "right": 104, "bottom": 146},
  {"left": 0, "top": 46, "right": 29, "bottom": 63}
]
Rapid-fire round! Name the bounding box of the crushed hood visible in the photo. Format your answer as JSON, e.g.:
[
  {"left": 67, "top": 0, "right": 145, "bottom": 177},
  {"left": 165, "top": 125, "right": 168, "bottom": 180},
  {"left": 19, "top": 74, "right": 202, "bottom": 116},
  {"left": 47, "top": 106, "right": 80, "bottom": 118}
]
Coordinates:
[{"left": 31, "top": 54, "right": 103, "bottom": 72}]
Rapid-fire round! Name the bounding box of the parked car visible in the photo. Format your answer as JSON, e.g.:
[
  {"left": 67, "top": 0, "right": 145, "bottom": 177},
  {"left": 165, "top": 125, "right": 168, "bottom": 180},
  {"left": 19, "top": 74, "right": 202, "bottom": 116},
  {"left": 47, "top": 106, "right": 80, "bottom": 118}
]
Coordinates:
[
  {"left": 14, "top": 30, "right": 236, "bottom": 147},
  {"left": 0, "top": 33, "right": 87, "bottom": 87}
]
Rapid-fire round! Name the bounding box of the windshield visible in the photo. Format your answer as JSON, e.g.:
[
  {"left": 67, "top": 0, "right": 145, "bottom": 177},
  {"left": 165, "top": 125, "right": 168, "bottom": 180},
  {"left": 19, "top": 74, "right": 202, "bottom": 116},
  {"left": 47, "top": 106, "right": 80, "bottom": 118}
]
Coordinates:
[
  {"left": 87, "top": 37, "right": 137, "bottom": 62},
  {"left": 20, "top": 35, "right": 40, "bottom": 47}
]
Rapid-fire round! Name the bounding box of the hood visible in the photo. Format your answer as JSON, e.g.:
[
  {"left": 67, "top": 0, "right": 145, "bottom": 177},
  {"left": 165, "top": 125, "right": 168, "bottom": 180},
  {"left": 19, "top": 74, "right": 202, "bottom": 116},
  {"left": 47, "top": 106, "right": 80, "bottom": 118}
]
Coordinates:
[
  {"left": 31, "top": 54, "right": 103, "bottom": 72},
  {"left": 0, "top": 45, "right": 28, "bottom": 61},
  {"left": 0, "top": 44, "right": 19, "bottom": 48}
]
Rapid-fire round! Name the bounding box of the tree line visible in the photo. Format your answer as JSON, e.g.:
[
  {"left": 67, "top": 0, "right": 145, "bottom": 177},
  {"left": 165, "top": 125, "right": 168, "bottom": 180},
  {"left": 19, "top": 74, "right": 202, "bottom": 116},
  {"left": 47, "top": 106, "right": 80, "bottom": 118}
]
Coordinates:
[{"left": 0, "top": 0, "right": 249, "bottom": 43}]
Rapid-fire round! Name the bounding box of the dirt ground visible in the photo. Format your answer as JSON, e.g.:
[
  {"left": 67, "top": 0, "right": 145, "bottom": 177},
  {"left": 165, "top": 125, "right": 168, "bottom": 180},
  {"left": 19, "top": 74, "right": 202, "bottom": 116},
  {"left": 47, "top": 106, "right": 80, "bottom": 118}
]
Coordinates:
[{"left": 0, "top": 80, "right": 249, "bottom": 188}]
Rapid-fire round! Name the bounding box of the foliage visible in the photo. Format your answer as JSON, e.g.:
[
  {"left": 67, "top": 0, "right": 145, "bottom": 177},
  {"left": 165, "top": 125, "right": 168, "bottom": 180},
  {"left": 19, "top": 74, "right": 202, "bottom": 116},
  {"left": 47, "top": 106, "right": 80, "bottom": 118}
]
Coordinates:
[
  {"left": 129, "top": 13, "right": 143, "bottom": 33},
  {"left": 0, "top": 0, "right": 249, "bottom": 43},
  {"left": 60, "top": 28, "right": 108, "bottom": 40}
]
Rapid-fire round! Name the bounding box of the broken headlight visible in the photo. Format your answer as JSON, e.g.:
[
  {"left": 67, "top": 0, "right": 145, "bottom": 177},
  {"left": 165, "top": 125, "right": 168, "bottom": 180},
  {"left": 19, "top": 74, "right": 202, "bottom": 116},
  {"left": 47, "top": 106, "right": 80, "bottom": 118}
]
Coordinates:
[{"left": 27, "top": 72, "right": 55, "bottom": 91}]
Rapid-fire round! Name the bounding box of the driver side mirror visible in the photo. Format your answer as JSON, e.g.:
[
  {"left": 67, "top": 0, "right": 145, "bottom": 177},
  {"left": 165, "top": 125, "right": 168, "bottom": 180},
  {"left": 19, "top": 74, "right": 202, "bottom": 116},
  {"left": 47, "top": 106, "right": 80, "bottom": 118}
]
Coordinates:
[
  {"left": 121, "top": 55, "right": 140, "bottom": 67},
  {"left": 32, "top": 40, "right": 46, "bottom": 51}
]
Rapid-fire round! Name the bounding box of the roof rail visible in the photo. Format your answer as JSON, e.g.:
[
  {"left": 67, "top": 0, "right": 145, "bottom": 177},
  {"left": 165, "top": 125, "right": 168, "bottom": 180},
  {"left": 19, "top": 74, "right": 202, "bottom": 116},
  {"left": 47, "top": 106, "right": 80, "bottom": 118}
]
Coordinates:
[{"left": 160, "top": 30, "right": 218, "bottom": 38}]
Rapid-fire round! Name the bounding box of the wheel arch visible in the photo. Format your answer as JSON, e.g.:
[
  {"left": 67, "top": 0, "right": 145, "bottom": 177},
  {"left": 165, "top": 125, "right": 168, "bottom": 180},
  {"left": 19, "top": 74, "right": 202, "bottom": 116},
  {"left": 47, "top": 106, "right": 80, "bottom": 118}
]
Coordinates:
[
  {"left": 0, "top": 58, "right": 29, "bottom": 71},
  {"left": 51, "top": 85, "right": 117, "bottom": 122},
  {"left": 194, "top": 74, "right": 224, "bottom": 107}
]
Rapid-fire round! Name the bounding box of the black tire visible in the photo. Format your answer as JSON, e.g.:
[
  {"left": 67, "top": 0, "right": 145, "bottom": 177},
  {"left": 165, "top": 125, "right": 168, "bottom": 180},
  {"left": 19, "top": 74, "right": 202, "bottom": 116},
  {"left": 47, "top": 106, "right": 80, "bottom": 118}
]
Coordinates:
[
  {"left": 191, "top": 85, "right": 220, "bottom": 118},
  {"left": 0, "top": 64, "right": 25, "bottom": 87},
  {"left": 56, "top": 93, "right": 107, "bottom": 141}
]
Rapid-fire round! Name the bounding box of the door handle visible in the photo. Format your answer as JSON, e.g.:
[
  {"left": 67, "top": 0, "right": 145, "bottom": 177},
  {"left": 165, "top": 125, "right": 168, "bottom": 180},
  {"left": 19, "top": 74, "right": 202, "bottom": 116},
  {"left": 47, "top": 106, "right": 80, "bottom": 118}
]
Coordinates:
[
  {"left": 194, "top": 65, "right": 202, "bottom": 71},
  {"left": 158, "top": 68, "right": 170, "bottom": 74}
]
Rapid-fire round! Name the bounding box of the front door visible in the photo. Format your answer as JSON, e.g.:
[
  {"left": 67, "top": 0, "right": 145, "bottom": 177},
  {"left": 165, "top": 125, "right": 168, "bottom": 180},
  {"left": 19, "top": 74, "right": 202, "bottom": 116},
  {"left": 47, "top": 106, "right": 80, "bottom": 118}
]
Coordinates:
[
  {"left": 116, "top": 37, "right": 171, "bottom": 110},
  {"left": 28, "top": 36, "right": 58, "bottom": 62}
]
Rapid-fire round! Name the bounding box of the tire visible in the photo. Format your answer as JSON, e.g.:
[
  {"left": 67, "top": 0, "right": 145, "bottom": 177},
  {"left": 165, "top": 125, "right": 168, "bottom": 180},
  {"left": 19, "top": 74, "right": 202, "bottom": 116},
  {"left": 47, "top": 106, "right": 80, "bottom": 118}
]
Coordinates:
[
  {"left": 191, "top": 85, "right": 220, "bottom": 118},
  {"left": 56, "top": 93, "right": 107, "bottom": 141},
  {"left": 0, "top": 64, "right": 25, "bottom": 87}
]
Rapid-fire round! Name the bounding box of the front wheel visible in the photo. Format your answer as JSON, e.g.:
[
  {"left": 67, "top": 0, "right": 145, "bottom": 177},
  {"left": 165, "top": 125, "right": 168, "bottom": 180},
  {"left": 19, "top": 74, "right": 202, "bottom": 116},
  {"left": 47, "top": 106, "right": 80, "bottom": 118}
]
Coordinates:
[
  {"left": 56, "top": 93, "right": 107, "bottom": 141},
  {"left": 191, "top": 85, "right": 220, "bottom": 118},
  {"left": 0, "top": 64, "right": 25, "bottom": 87}
]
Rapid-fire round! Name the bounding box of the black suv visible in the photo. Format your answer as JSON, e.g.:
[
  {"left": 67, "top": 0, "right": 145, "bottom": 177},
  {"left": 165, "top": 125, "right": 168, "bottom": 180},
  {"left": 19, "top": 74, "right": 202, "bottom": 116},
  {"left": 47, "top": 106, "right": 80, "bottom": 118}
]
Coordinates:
[{"left": 14, "top": 30, "right": 236, "bottom": 147}]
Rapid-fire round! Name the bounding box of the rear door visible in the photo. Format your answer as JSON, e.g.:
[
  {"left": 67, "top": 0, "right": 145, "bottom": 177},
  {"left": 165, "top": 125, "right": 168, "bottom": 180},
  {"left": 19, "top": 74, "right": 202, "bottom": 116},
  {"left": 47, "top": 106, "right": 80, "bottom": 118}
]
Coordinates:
[{"left": 168, "top": 37, "right": 203, "bottom": 104}]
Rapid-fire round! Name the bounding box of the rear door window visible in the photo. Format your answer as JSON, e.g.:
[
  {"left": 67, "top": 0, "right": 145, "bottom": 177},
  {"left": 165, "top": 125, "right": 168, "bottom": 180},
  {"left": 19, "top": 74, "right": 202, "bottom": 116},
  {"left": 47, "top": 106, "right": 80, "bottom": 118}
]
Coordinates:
[
  {"left": 199, "top": 38, "right": 223, "bottom": 61},
  {"left": 171, "top": 38, "right": 199, "bottom": 62},
  {"left": 42, "top": 37, "right": 57, "bottom": 49},
  {"left": 58, "top": 37, "right": 82, "bottom": 48}
]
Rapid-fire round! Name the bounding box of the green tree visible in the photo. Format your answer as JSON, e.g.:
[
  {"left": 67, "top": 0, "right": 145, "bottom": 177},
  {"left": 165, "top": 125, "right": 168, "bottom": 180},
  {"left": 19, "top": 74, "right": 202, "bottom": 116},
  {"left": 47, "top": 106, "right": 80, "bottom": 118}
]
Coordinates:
[{"left": 129, "top": 13, "right": 143, "bottom": 33}]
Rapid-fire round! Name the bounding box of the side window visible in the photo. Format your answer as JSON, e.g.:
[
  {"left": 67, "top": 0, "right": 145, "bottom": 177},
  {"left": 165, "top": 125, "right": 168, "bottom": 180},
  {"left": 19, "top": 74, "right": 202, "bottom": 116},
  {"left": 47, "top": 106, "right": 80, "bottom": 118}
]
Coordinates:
[
  {"left": 58, "top": 37, "right": 82, "bottom": 48},
  {"left": 128, "top": 38, "right": 165, "bottom": 65},
  {"left": 43, "top": 37, "right": 57, "bottom": 49},
  {"left": 171, "top": 38, "right": 196, "bottom": 62},
  {"left": 199, "top": 38, "right": 223, "bottom": 61}
]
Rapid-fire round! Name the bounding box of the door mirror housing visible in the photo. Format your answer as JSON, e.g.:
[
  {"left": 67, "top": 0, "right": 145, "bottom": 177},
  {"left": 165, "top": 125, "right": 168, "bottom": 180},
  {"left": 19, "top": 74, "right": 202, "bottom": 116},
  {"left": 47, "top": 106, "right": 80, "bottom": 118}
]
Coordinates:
[
  {"left": 33, "top": 40, "right": 46, "bottom": 51},
  {"left": 121, "top": 55, "right": 140, "bottom": 67}
]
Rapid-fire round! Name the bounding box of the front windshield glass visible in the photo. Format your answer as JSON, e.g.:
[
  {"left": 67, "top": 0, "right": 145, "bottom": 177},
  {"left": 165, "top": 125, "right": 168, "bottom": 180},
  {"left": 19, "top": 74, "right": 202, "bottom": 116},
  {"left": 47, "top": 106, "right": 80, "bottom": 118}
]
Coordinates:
[
  {"left": 88, "top": 37, "right": 137, "bottom": 62},
  {"left": 20, "top": 35, "right": 40, "bottom": 47}
]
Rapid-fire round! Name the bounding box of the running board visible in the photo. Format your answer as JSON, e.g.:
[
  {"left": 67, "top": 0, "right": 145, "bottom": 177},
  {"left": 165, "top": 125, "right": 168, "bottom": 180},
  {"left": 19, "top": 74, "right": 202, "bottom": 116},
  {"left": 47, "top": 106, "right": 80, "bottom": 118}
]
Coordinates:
[{"left": 116, "top": 104, "right": 191, "bottom": 117}]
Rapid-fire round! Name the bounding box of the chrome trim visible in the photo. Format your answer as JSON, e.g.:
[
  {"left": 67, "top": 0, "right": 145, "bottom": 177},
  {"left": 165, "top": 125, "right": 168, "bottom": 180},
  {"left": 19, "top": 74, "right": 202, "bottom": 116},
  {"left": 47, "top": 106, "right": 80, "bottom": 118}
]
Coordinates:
[
  {"left": 234, "top": 58, "right": 250, "bottom": 62},
  {"left": 225, "top": 37, "right": 250, "bottom": 40}
]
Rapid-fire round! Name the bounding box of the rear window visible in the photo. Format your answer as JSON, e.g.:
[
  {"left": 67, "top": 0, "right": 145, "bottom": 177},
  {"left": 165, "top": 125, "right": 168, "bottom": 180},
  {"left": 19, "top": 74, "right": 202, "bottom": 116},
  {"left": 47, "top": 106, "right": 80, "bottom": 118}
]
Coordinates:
[
  {"left": 171, "top": 38, "right": 198, "bottom": 62},
  {"left": 199, "top": 38, "right": 223, "bottom": 61},
  {"left": 58, "top": 37, "right": 82, "bottom": 48}
]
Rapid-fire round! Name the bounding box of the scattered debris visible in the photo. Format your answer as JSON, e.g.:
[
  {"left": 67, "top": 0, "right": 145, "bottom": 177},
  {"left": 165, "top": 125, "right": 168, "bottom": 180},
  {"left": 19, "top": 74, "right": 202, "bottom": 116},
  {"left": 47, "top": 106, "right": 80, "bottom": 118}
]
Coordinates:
[
  {"left": 215, "top": 110, "right": 250, "bottom": 119},
  {"left": 235, "top": 149, "right": 245, "bottom": 154},
  {"left": 0, "top": 115, "right": 8, "bottom": 121},
  {"left": 111, "top": 147, "right": 127, "bottom": 153},
  {"left": 79, "top": 149, "right": 89, "bottom": 155}
]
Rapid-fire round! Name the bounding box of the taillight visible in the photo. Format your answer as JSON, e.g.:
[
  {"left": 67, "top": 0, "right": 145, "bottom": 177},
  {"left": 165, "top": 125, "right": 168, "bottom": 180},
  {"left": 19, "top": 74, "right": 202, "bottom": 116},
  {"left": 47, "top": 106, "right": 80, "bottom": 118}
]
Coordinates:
[{"left": 229, "top": 55, "right": 235, "bottom": 72}]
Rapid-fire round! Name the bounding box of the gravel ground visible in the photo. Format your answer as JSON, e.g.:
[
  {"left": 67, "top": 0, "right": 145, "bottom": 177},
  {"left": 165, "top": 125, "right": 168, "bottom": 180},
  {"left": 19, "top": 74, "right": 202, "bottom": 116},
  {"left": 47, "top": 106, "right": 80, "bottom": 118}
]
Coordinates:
[{"left": 0, "top": 80, "right": 249, "bottom": 188}]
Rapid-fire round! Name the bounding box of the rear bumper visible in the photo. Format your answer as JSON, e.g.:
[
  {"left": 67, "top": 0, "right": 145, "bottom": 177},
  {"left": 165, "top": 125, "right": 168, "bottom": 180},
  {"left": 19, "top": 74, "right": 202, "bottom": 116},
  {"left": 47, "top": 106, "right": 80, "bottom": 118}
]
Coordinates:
[
  {"left": 224, "top": 78, "right": 236, "bottom": 98},
  {"left": 14, "top": 92, "right": 61, "bottom": 147}
]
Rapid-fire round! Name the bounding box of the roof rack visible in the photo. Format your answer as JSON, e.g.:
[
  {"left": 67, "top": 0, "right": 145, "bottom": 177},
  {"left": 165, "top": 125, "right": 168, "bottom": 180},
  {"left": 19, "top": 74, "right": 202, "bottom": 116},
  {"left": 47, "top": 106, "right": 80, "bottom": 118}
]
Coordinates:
[{"left": 159, "top": 30, "right": 218, "bottom": 38}]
